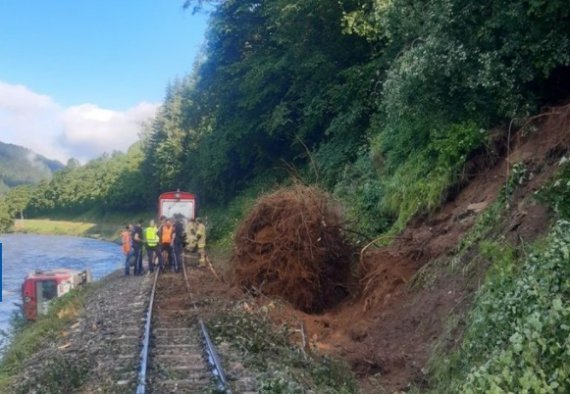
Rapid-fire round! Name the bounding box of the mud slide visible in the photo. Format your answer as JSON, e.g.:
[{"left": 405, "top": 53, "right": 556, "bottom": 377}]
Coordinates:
[{"left": 235, "top": 104, "right": 570, "bottom": 392}]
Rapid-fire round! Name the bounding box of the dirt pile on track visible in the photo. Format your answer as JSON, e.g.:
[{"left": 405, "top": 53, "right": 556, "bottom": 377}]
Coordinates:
[{"left": 232, "top": 185, "right": 354, "bottom": 313}]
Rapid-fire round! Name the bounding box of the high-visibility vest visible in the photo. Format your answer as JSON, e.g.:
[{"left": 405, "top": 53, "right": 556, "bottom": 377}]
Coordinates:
[
  {"left": 121, "top": 230, "right": 131, "bottom": 254},
  {"left": 161, "top": 224, "right": 173, "bottom": 244},
  {"left": 144, "top": 226, "right": 159, "bottom": 247},
  {"left": 196, "top": 223, "right": 206, "bottom": 248}
]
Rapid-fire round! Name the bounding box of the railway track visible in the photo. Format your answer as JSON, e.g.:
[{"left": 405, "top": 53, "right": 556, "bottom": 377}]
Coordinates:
[{"left": 136, "top": 258, "right": 230, "bottom": 394}]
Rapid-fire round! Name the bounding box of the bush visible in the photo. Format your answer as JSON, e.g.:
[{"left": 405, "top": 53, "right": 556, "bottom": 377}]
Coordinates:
[
  {"left": 442, "top": 220, "right": 570, "bottom": 393},
  {"left": 332, "top": 149, "right": 392, "bottom": 238},
  {"left": 536, "top": 156, "right": 570, "bottom": 219},
  {"left": 380, "top": 121, "right": 486, "bottom": 231},
  {"left": 0, "top": 204, "right": 12, "bottom": 233}
]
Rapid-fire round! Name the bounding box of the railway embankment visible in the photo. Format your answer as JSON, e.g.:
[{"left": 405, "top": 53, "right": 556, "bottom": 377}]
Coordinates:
[{"left": 0, "top": 259, "right": 359, "bottom": 393}]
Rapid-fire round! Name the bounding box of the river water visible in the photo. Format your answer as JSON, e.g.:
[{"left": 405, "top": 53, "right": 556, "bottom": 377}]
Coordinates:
[{"left": 0, "top": 234, "right": 123, "bottom": 334}]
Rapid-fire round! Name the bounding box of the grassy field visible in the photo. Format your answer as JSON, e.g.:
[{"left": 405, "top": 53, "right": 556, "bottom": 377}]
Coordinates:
[
  {"left": 12, "top": 219, "right": 96, "bottom": 237},
  {"left": 11, "top": 219, "right": 122, "bottom": 241},
  {"left": 9, "top": 211, "right": 153, "bottom": 242}
]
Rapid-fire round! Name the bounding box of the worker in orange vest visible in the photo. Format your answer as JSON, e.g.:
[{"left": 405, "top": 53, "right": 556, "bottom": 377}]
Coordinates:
[
  {"left": 158, "top": 218, "right": 175, "bottom": 272},
  {"left": 121, "top": 224, "right": 133, "bottom": 275}
]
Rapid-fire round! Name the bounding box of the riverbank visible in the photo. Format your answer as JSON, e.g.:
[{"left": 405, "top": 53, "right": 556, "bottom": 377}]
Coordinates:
[
  {"left": 8, "top": 211, "right": 152, "bottom": 242},
  {"left": 11, "top": 219, "right": 112, "bottom": 239}
]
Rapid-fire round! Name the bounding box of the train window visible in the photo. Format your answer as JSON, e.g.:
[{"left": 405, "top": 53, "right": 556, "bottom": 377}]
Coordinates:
[{"left": 40, "top": 280, "right": 58, "bottom": 300}]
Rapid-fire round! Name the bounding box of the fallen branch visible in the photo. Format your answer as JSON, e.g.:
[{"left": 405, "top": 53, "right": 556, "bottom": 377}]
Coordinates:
[{"left": 206, "top": 255, "right": 224, "bottom": 283}]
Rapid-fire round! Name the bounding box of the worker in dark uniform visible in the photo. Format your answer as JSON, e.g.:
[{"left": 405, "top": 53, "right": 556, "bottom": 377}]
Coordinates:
[
  {"left": 172, "top": 215, "right": 187, "bottom": 273},
  {"left": 131, "top": 219, "right": 144, "bottom": 275}
]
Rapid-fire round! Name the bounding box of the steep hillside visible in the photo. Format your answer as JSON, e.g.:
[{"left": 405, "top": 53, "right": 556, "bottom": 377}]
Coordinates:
[
  {"left": 0, "top": 141, "right": 63, "bottom": 193},
  {"left": 256, "top": 105, "right": 570, "bottom": 392}
]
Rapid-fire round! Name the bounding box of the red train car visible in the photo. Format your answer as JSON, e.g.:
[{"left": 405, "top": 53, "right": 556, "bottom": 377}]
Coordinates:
[
  {"left": 22, "top": 269, "right": 92, "bottom": 320},
  {"left": 158, "top": 190, "right": 197, "bottom": 220}
]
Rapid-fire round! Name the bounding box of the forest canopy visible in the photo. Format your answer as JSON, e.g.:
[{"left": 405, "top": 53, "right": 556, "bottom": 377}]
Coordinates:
[{"left": 2, "top": 0, "right": 568, "bottom": 236}]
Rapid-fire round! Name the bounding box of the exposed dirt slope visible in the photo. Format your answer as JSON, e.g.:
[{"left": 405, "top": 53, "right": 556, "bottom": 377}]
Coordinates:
[{"left": 263, "top": 105, "right": 570, "bottom": 392}]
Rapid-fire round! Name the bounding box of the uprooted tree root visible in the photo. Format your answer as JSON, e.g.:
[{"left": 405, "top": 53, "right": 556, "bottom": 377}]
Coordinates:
[{"left": 232, "top": 185, "right": 355, "bottom": 313}]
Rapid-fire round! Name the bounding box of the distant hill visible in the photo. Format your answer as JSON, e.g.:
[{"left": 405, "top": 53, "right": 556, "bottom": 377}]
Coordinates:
[{"left": 0, "top": 141, "right": 64, "bottom": 193}]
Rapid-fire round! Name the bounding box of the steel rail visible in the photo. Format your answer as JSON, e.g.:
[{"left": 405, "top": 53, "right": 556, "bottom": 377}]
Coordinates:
[
  {"left": 181, "top": 257, "right": 231, "bottom": 393},
  {"left": 199, "top": 317, "right": 231, "bottom": 392},
  {"left": 135, "top": 269, "right": 159, "bottom": 394},
  {"left": 135, "top": 252, "right": 230, "bottom": 394}
]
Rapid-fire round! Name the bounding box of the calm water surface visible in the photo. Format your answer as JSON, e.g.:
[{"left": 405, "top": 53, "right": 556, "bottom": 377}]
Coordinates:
[{"left": 0, "top": 234, "right": 123, "bottom": 333}]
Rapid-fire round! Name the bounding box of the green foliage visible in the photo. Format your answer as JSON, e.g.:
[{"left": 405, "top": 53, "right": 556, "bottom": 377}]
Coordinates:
[
  {"left": 332, "top": 148, "right": 391, "bottom": 237},
  {"left": 381, "top": 122, "right": 486, "bottom": 230},
  {"left": 0, "top": 204, "right": 12, "bottom": 233},
  {"left": 341, "top": 0, "right": 391, "bottom": 39},
  {"left": 379, "top": 0, "right": 569, "bottom": 123},
  {"left": 25, "top": 144, "right": 148, "bottom": 216},
  {"left": 456, "top": 201, "right": 504, "bottom": 255},
  {"left": 536, "top": 156, "right": 570, "bottom": 218},
  {"left": 209, "top": 306, "right": 359, "bottom": 393},
  {"left": 142, "top": 0, "right": 374, "bottom": 203},
  {"left": 1, "top": 185, "right": 34, "bottom": 217},
  {"left": 434, "top": 220, "right": 570, "bottom": 393}
]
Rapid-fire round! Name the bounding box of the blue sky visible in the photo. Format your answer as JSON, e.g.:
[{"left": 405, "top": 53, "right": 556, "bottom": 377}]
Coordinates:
[{"left": 0, "top": 1, "right": 209, "bottom": 161}]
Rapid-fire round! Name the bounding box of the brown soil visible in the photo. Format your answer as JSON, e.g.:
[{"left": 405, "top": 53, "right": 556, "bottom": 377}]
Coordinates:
[
  {"left": 231, "top": 185, "right": 354, "bottom": 313},
  {"left": 239, "top": 104, "right": 570, "bottom": 392}
]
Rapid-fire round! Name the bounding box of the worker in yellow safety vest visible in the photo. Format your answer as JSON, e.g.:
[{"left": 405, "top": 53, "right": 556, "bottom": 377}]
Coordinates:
[
  {"left": 196, "top": 217, "right": 207, "bottom": 267},
  {"left": 144, "top": 219, "right": 160, "bottom": 273},
  {"left": 185, "top": 218, "right": 198, "bottom": 253}
]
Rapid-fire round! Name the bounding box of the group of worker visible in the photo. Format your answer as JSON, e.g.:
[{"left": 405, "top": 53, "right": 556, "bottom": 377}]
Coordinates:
[{"left": 121, "top": 216, "right": 207, "bottom": 276}]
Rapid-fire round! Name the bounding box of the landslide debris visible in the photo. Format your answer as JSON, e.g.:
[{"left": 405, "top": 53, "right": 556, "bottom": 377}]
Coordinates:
[{"left": 232, "top": 185, "right": 354, "bottom": 313}]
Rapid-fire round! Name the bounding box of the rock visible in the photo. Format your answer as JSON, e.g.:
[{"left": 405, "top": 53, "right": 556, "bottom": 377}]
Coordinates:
[{"left": 466, "top": 201, "right": 489, "bottom": 213}]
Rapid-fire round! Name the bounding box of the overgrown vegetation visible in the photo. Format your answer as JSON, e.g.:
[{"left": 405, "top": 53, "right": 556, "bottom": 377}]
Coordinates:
[
  {"left": 423, "top": 159, "right": 570, "bottom": 392},
  {"left": 536, "top": 156, "right": 570, "bottom": 219},
  {"left": 209, "top": 305, "right": 359, "bottom": 393},
  {"left": 431, "top": 220, "right": 570, "bottom": 393},
  {"left": 0, "top": 285, "right": 94, "bottom": 392}
]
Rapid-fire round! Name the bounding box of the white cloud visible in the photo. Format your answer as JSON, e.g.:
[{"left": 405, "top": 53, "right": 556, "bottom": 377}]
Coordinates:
[{"left": 0, "top": 81, "right": 159, "bottom": 162}]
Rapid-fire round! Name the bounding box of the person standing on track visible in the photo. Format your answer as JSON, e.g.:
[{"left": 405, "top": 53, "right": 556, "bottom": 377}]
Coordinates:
[
  {"left": 173, "top": 215, "right": 187, "bottom": 273},
  {"left": 158, "top": 218, "right": 175, "bottom": 272},
  {"left": 121, "top": 224, "right": 133, "bottom": 276},
  {"left": 132, "top": 219, "right": 144, "bottom": 275},
  {"left": 144, "top": 219, "right": 160, "bottom": 273},
  {"left": 186, "top": 217, "right": 198, "bottom": 253},
  {"left": 196, "top": 217, "right": 207, "bottom": 268}
]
